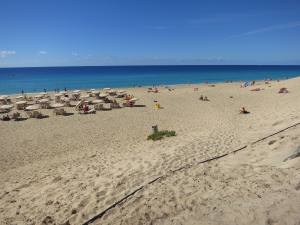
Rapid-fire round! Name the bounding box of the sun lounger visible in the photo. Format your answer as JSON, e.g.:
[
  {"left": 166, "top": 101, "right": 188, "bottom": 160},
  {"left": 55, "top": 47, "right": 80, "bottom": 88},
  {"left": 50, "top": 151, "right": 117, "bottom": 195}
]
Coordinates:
[
  {"left": 123, "top": 101, "right": 135, "bottom": 107},
  {"left": 94, "top": 103, "right": 104, "bottom": 110},
  {"left": 79, "top": 109, "right": 96, "bottom": 114},
  {"left": 0, "top": 114, "right": 10, "bottom": 121},
  {"left": 53, "top": 108, "right": 67, "bottom": 116},
  {"left": 27, "top": 110, "right": 44, "bottom": 118},
  {"left": 75, "top": 100, "right": 84, "bottom": 111},
  {"left": 111, "top": 102, "right": 121, "bottom": 109},
  {"left": 10, "top": 112, "right": 21, "bottom": 120}
]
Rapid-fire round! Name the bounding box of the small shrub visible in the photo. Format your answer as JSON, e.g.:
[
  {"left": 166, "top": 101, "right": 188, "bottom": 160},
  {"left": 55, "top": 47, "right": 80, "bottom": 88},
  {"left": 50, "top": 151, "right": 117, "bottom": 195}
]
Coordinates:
[{"left": 147, "top": 130, "right": 176, "bottom": 141}]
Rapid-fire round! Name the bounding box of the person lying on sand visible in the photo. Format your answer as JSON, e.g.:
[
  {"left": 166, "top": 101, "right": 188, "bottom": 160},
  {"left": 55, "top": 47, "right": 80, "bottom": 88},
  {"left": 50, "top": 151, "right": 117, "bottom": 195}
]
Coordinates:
[
  {"left": 148, "top": 87, "right": 159, "bottom": 93},
  {"left": 278, "top": 87, "right": 288, "bottom": 93},
  {"left": 251, "top": 88, "right": 264, "bottom": 91},
  {"left": 124, "top": 94, "right": 134, "bottom": 100},
  {"left": 199, "top": 95, "right": 209, "bottom": 101},
  {"left": 240, "top": 107, "right": 250, "bottom": 114},
  {"left": 203, "top": 96, "right": 209, "bottom": 101}
]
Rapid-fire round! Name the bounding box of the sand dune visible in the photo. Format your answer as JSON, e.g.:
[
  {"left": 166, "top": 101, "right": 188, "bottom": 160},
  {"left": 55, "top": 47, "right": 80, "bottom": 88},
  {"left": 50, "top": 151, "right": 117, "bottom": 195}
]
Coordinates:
[{"left": 1, "top": 78, "right": 300, "bottom": 225}]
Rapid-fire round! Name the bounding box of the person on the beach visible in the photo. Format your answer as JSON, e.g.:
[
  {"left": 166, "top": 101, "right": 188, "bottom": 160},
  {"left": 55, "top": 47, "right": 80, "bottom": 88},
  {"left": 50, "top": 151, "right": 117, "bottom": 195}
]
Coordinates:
[
  {"left": 279, "top": 87, "right": 288, "bottom": 93},
  {"left": 83, "top": 104, "right": 89, "bottom": 113},
  {"left": 240, "top": 107, "right": 250, "bottom": 114}
]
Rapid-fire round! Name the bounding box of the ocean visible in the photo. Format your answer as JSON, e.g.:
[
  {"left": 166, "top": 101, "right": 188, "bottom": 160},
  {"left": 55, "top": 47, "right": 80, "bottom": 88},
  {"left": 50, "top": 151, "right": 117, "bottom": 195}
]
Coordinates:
[{"left": 0, "top": 65, "right": 299, "bottom": 94}]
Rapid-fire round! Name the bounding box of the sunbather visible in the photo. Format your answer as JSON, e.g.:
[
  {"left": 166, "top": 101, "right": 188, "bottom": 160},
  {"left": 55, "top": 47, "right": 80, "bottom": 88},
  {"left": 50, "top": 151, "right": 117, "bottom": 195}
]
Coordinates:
[
  {"left": 240, "top": 107, "right": 250, "bottom": 114},
  {"left": 278, "top": 87, "right": 288, "bottom": 93}
]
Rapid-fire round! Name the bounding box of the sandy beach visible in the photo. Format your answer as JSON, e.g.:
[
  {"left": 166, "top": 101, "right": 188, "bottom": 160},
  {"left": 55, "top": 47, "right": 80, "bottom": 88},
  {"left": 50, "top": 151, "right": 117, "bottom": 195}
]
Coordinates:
[{"left": 1, "top": 78, "right": 300, "bottom": 225}]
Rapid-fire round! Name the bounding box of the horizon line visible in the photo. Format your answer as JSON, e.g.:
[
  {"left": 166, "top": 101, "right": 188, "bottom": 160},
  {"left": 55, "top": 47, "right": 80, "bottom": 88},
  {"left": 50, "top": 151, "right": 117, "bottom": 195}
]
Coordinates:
[{"left": 1, "top": 64, "right": 300, "bottom": 69}]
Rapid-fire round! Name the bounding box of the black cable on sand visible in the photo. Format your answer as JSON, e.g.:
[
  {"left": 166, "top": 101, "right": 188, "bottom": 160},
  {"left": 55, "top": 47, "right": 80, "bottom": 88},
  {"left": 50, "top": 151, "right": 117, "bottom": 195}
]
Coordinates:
[{"left": 81, "top": 122, "right": 300, "bottom": 225}]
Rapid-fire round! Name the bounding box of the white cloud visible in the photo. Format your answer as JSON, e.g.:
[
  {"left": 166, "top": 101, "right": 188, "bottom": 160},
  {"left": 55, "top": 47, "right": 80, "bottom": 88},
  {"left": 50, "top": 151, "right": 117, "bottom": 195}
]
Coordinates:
[
  {"left": 0, "top": 50, "right": 16, "bottom": 58},
  {"left": 228, "top": 21, "right": 300, "bottom": 39},
  {"left": 72, "top": 52, "right": 79, "bottom": 56},
  {"left": 38, "top": 51, "right": 47, "bottom": 55}
]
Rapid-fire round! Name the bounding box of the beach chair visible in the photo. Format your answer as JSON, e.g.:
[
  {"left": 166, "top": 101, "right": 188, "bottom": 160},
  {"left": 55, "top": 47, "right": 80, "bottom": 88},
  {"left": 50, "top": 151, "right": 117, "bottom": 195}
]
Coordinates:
[
  {"left": 94, "top": 103, "right": 104, "bottom": 111},
  {"left": 123, "top": 101, "right": 133, "bottom": 107},
  {"left": 111, "top": 102, "right": 121, "bottom": 109},
  {"left": 0, "top": 114, "right": 10, "bottom": 121},
  {"left": 27, "top": 110, "right": 44, "bottom": 118},
  {"left": 79, "top": 108, "right": 96, "bottom": 114},
  {"left": 75, "top": 100, "right": 84, "bottom": 111},
  {"left": 10, "top": 112, "right": 21, "bottom": 120},
  {"left": 53, "top": 108, "right": 67, "bottom": 116}
]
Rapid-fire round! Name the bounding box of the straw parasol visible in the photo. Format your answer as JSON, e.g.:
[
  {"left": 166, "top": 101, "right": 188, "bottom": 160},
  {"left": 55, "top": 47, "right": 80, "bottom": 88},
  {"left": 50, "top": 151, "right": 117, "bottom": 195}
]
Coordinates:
[
  {"left": 61, "top": 97, "right": 70, "bottom": 101},
  {"left": 25, "top": 105, "right": 40, "bottom": 111},
  {"left": 81, "top": 94, "right": 90, "bottom": 99},
  {"left": 129, "top": 98, "right": 139, "bottom": 102},
  {"left": 16, "top": 101, "right": 27, "bottom": 110},
  {"left": 16, "top": 100, "right": 27, "bottom": 105},
  {"left": 99, "top": 93, "right": 108, "bottom": 98},
  {"left": 51, "top": 103, "right": 64, "bottom": 108},
  {"left": 38, "top": 99, "right": 49, "bottom": 103},
  {"left": 0, "top": 104, "right": 13, "bottom": 110},
  {"left": 92, "top": 99, "right": 104, "bottom": 104},
  {"left": 92, "top": 90, "right": 100, "bottom": 94},
  {"left": 0, "top": 95, "right": 9, "bottom": 99},
  {"left": 34, "top": 94, "right": 43, "bottom": 99},
  {"left": 16, "top": 95, "right": 24, "bottom": 100}
]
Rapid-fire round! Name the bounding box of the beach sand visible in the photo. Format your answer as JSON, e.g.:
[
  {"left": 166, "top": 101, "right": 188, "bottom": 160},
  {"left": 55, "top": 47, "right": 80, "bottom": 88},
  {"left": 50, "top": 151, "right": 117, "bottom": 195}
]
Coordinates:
[{"left": 1, "top": 78, "right": 300, "bottom": 225}]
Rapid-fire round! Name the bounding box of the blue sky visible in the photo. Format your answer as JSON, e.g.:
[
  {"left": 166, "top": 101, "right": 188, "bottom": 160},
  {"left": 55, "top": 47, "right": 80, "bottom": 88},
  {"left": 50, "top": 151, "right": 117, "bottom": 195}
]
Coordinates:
[{"left": 0, "top": 0, "right": 300, "bottom": 67}]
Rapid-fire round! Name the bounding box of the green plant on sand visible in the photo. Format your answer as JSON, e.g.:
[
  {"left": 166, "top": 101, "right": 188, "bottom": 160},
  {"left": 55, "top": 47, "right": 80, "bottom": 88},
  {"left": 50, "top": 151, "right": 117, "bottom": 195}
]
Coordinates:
[{"left": 147, "top": 130, "right": 176, "bottom": 141}]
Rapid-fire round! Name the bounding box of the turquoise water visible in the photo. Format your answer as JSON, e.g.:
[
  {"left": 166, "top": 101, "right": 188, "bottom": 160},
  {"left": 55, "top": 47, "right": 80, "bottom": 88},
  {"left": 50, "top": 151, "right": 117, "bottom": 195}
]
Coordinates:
[{"left": 0, "top": 65, "right": 299, "bottom": 94}]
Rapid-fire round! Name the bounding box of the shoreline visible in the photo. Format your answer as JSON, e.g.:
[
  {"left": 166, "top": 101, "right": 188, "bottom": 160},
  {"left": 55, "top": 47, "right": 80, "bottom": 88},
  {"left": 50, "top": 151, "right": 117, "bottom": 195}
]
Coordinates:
[{"left": 1, "top": 76, "right": 296, "bottom": 96}]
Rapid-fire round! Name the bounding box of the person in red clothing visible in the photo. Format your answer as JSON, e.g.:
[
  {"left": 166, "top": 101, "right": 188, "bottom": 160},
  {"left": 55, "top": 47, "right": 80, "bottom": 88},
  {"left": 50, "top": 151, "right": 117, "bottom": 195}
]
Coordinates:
[{"left": 83, "top": 104, "right": 89, "bottom": 113}]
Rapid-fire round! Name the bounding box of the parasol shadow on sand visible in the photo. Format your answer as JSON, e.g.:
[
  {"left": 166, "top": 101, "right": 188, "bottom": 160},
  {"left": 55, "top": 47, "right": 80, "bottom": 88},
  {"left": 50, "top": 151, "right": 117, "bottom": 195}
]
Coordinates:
[{"left": 130, "top": 104, "right": 146, "bottom": 107}]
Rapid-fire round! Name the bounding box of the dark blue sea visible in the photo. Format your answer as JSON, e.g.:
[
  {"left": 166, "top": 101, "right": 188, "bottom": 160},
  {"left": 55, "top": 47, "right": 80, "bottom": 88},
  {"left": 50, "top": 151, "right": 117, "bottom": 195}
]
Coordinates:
[{"left": 0, "top": 65, "right": 299, "bottom": 94}]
